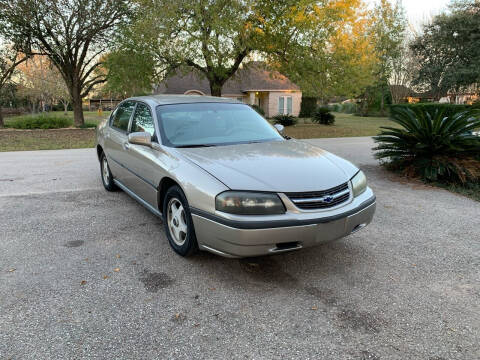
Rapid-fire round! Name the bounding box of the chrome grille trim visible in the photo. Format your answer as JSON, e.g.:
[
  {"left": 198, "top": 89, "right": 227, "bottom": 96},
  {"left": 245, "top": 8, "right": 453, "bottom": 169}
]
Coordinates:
[{"left": 285, "top": 182, "right": 351, "bottom": 210}]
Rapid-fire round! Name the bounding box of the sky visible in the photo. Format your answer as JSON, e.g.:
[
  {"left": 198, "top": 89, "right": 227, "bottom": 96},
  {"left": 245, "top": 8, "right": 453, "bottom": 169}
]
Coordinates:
[{"left": 368, "top": 0, "right": 451, "bottom": 27}]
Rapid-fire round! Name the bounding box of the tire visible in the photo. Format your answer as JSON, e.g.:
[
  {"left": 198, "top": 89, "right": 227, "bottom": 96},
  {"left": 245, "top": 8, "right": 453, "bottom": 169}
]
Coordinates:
[
  {"left": 100, "top": 152, "right": 117, "bottom": 192},
  {"left": 162, "top": 185, "right": 198, "bottom": 256}
]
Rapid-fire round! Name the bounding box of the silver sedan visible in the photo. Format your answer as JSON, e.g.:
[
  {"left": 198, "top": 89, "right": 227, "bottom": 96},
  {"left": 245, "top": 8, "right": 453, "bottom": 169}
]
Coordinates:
[{"left": 96, "top": 95, "right": 376, "bottom": 258}]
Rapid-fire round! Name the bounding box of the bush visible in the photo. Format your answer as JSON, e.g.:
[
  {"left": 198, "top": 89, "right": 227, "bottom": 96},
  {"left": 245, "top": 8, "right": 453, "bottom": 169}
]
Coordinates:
[
  {"left": 389, "top": 103, "right": 471, "bottom": 118},
  {"left": 250, "top": 104, "right": 265, "bottom": 117},
  {"left": 5, "top": 114, "right": 72, "bottom": 129},
  {"left": 374, "top": 106, "right": 480, "bottom": 184},
  {"left": 299, "top": 97, "right": 317, "bottom": 118},
  {"left": 79, "top": 122, "right": 97, "bottom": 129},
  {"left": 327, "top": 103, "right": 341, "bottom": 112},
  {"left": 272, "top": 114, "right": 297, "bottom": 126},
  {"left": 341, "top": 102, "right": 358, "bottom": 114},
  {"left": 312, "top": 107, "right": 335, "bottom": 125}
]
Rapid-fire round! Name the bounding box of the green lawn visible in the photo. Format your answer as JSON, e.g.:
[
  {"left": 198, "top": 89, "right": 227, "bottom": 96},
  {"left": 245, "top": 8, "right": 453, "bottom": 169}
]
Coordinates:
[
  {"left": 1, "top": 111, "right": 393, "bottom": 152},
  {"left": 283, "top": 113, "right": 396, "bottom": 139}
]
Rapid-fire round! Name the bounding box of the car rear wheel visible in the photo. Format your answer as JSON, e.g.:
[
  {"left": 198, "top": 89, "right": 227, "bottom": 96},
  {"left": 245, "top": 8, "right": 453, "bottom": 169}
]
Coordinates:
[
  {"left": 163, "top": 185, "right": 198, "bottom": 256},
  {"left": 100, "top": 153, "right": 117, "bottom": 191}
]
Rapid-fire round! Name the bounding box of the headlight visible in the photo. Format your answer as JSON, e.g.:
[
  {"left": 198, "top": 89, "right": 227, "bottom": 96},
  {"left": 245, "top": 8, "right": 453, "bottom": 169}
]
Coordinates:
[
  {"left": 351, "top": 171, "right": 367, "bottom": 197},
  {"left": 215, "top": 191, "right": 285, "bottom": 215}
]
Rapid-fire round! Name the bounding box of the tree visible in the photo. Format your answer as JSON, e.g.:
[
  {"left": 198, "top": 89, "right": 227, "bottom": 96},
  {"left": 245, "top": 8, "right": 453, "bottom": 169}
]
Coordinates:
[
  {"left": 103, "top": 50, "right": 156, "bottom": 98},
  {"left": 17, "top": 56, "right": 71, "bottom": 114},
  {"left": 370, "top": 0, "right": 407, "bottom": 113},
  {"left": 0, "top": 0, "right": 131, "bottom": 126},
  {"left": 276, "top": 0, "right": 379, "bottom": 101},
  {"left": 411, "top": 1, "right": 480, "bottom": 100},
  {"left": 124, "top": 0, "right": 371, "bottom": 97},
  {"left": 390, "top": 39, "right": 419, "bottom": 104},
  {"left": 0, "top": 42, "right": 27, "bottom": 127}
]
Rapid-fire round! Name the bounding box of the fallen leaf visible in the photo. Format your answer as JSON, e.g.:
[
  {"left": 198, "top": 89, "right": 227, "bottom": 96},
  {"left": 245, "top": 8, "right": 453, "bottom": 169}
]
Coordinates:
[
  {"left": 8, "top": 268, "right": 16, "bottom": 273},
  {"left": 116, "top": 254, "right": 121, "bottom": 259},
  {"left": 80, "top": 280, "right": 87, "bottom": 285},
  {"left": 85, "top": 258, "right": 89, "bottom": 261},
  {"left": 208, "top": 287, "right": 216, "bottom": 291},
  {"left": 103, "top": 275, "right": 109, "bottom": 280},
  {"left": 194, "top": 323, "right": 200, "bottom": 327},
  {"left": 132, "top": 261, "right": 136, "bottom": 265},
  {"left": 113, "top": 268, "right": 120, "bottom": 272},
  {"left": 175, "top": 313, "right": 181, "bottom": 319},
  {"left": 311, "top": 306, "right": 318, "bottom": 310}
]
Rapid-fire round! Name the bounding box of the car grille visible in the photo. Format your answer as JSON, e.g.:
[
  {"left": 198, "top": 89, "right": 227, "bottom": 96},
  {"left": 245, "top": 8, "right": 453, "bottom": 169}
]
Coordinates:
[{"left": 285, "top": 182, "right": 350, "bottom": 210}]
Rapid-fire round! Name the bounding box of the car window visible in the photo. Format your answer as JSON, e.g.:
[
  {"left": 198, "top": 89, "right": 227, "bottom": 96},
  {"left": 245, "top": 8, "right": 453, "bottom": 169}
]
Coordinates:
[
  {"left": 111, "top": 101, "right": 136, "bottom": 132},
  {"left": 131, "top": 103, "right": 155, "bottom": 138}
]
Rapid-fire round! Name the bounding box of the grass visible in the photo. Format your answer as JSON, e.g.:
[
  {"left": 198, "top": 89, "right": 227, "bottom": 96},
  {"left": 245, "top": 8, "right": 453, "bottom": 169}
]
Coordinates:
[
  {"left": 0, "top": 128, "right": 96, "bottom": 152},
  {"left": 282, "top": 113, "right": 397, "bottom": 139},
  {"left": 432, "top": 182, "right": 480, "bottom": 202}
]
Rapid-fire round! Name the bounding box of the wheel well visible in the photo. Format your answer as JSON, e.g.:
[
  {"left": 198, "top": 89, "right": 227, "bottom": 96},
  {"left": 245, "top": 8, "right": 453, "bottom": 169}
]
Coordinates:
[
  {"left": 158, "top": 177, "right": 180, "bottom": 210},
  {"left": 96, "top": 145, "right": 103, "bottom": 161}
]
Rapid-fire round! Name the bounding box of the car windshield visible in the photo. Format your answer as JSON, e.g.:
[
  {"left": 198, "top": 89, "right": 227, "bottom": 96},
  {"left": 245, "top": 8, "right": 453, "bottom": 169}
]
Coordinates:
[{"left": 156, "top": 102, "right": 284, "bottom": 147}]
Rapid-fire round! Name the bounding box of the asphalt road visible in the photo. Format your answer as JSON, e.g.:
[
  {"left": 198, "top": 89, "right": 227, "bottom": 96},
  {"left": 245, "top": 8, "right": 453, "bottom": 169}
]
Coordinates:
[{"left": 1, "top": 138, "right": 479, "bottom": 359}]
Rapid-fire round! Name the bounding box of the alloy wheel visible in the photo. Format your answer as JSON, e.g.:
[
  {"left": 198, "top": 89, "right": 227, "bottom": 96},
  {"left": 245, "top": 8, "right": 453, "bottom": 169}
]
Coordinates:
[{"left": 167, "top": 198, "right": 188, "bottom": 246}]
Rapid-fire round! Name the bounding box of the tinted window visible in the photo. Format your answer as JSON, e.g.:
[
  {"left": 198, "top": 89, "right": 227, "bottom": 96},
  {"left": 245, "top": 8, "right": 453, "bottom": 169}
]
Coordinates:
[
  {"left": 131, "top": 103, "right": 155, "bottom": 137},
  {"left": 111, "top": 101, "right": 135, "bottom": 132},
  {"left": 156, "top": 103, "right": 283, "bottom": 147}
]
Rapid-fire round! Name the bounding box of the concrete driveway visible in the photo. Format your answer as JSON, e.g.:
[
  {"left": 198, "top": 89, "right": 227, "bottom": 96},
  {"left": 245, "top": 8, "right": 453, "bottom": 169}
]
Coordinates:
[{"left": 1, "top": 137, "right": 479, "bottom": 359}]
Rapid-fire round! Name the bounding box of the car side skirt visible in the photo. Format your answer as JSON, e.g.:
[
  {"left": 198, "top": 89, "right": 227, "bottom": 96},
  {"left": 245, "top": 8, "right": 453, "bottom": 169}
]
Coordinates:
[{"left": 113, "top": 179, "right": 162, "bottom": 217}]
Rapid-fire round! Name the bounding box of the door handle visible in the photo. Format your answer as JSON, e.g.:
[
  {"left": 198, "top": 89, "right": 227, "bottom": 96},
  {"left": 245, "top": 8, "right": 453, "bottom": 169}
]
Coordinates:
[{"left": 123, "top": 142, "right": 130, "bottom": 150}]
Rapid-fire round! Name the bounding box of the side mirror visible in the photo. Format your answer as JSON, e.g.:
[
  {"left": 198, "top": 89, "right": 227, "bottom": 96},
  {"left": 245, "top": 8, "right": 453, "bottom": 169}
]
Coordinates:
[
  {"left": 274, "top": 124, "right": 285, "bottom": 134},
  {"left": 128, "top": 132, "right": 152, "bottom": 147}
]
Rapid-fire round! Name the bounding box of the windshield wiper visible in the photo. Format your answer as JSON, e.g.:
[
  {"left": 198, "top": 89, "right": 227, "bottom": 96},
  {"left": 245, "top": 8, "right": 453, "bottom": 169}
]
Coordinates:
[{"left": 175, "top": 144, "right": 216, "bottom": 148}]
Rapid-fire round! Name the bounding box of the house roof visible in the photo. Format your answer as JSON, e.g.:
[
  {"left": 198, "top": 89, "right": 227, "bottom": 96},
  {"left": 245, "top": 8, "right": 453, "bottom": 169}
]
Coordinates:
[{"left": 155, "top": 62, "right": 300, "bottom": 96}]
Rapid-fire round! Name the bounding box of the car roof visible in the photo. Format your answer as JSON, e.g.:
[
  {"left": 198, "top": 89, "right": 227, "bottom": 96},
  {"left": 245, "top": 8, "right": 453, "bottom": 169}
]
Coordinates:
[{"left": 128, "top": 94, "right": 242, "bottom": 106}]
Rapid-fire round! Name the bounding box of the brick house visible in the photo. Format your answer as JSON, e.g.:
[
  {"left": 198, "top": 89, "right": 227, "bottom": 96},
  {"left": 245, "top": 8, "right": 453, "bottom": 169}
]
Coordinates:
[{"left": 154, "top": 63, "right": 302, "bottom": 117}]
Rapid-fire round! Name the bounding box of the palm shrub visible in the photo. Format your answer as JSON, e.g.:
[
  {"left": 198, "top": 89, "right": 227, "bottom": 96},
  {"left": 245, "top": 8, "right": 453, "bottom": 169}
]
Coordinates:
[
  {"left": 374, "top": 107, "right": 480, "bottom": 184},
  {"left": 313, "top": 107, "right": 335, "bottom": 125},
  {"left": 250, "top": 104, "right": 265, "bottom": 117},
  {"left": 273, "top": 114, "right": 297, "bottom": 126}
]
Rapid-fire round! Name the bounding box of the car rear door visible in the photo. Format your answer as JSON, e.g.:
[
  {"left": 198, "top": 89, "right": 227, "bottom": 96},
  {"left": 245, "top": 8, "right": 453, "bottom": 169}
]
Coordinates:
[
  {"left": 120, "top": 102, "right": 160, "bottom": 208},
  {"left": 104, "top": 100, "right": 136, "bottom": 185}
]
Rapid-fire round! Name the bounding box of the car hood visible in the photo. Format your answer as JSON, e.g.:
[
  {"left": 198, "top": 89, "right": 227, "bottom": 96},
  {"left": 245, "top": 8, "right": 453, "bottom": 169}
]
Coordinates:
[{"left": 175, "top": 140, "right": 359, "bottom": 192}]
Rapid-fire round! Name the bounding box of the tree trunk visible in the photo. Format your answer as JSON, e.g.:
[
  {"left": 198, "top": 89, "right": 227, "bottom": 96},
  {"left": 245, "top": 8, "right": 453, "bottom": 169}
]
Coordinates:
[
  {"left": 209, "top": 81, "right": 222, "bottom": 97},
  {"left": 71, "top": 85, "right": 84, "bottom": 127},
  {"left": 0, "top": 107, "right": 4, "bottom": 128},
  {"left": 380, "top": 88, "right": 385, "bottom": 116}
]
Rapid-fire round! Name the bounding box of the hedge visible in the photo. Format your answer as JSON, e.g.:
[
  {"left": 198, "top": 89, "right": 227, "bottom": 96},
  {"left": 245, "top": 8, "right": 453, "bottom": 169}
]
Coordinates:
[
  {"left": 5, "top": 114, "right": 73, "bottom": 129},
  {"left": 389, "top": 104, "right": 472, "bottom": 118}
]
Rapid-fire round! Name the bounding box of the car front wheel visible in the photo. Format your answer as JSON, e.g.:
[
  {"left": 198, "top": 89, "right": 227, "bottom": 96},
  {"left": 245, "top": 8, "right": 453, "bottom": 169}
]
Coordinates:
[
  {"left": 162, "top": 185, "right": 198, "bottom": 256},
  {"left": 100, "top": 153, "right": 117, "bottom": 191}
]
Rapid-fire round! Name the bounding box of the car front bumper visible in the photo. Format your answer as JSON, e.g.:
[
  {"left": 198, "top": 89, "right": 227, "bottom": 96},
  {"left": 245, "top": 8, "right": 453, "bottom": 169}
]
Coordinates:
[{"left": 191, "top": 191, "right": 376, "bottom": 258}]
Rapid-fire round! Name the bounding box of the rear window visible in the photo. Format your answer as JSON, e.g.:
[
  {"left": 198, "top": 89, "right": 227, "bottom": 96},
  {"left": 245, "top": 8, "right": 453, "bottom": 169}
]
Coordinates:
[{"left": 111, "top": 101, "right": 136, "bottom": 132}]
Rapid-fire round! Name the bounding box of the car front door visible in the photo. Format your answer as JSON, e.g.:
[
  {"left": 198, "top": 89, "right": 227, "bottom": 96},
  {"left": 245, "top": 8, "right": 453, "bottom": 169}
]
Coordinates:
[
  {"left": 104, "top": 100, "right": 136, "bottom": 184},
  {"left": 121, "top": 102, "right": 160, "bottom": 208}
]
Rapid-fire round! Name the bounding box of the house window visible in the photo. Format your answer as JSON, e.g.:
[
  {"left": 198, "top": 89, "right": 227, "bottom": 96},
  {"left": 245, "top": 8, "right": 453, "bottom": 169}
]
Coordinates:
[{"left": 278, "top": 96, "right": 293, "bottom": 115}]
